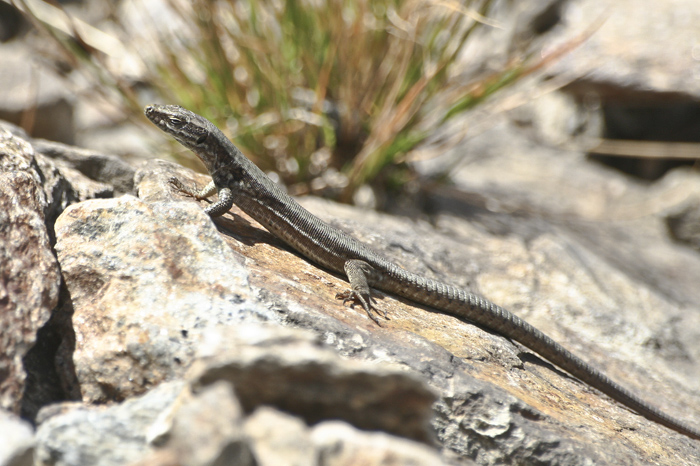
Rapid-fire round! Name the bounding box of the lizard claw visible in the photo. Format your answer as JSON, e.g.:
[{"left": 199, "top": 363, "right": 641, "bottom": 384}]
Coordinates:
[
  {"left": 335, "top": 290, "right": 388, "bottom": 326},
  {"left": 168, "top": 177, "right": 198, "bottom": 198}
]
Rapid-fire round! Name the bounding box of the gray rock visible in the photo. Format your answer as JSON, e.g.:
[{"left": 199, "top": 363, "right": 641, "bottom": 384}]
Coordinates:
[
  {"left": 0, "top": 120, "right": 137, "bottom": 421},
  {"left": 0, "top": 43, "right": 74, "bottom": 144},
  {"left": 188, "top": 324, "right": 437, "bottom": 444},
  {"left": 0, "top": 410, "right": 34, "bottom": 466},
  {"left": 9, "top": 139, "right": 700, "bottom": 465},
  {"left": 244, "top": 407, "right": 315, "bottom": 466},
  {"left": 34, "top": 381, "right": 185, "bottom": 466},
  {"left": 106, "top": 156, "right": 700, "bottom": 464},
  {"left": 667, "top": 201, "right": 700, "bottom": 251},
  {"left": 54, "top": 160, "right": 274, "bottom": 404},
  {"left": 310, "top": 421, "right": 448, "bottom": 466},
  {"left": 0, "top": 123, "right": 61, "bottom": 415},
  {"left": 244, "top": 406, "right": 449, "bottom": 466},
  {"left": 159, "top": 381, "right": 255, "bottom": 466},
  {"left": 550, "top": 0, "right": 700, "bottom": 99},
  {"left": 33, "top": 138, "right": 135, "bottom": 195},
  {"left": 31, "top": 323, "right": 440, "bottom": 466},
  {"left": 0, "top": 121, "right": 120, "bottom": 240},
  {"left": 270, "top": 196, "right": 700, "bottom": 464}
]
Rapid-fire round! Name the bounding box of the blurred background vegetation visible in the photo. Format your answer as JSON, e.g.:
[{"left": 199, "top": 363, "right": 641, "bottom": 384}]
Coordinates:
[{"left": 15, "top": 0, "right": 571, "bottom": 206}]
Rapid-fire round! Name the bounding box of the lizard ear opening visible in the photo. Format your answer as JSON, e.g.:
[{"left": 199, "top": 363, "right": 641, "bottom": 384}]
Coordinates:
[{"left": 196, "top": 134, "right": 208, "bottom": 144}]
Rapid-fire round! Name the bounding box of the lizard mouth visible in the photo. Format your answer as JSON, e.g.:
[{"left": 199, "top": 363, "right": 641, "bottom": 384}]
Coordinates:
[
  {"left": 144, "top": 105, "right": 163, "bottom": 125},
  {"left": 144, "top": 104, "right": 210, "bottom": 150}
]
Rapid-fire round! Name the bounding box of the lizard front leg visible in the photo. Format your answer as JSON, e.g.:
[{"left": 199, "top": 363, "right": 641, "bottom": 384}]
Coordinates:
[
  {"left": 169, "top": 178, "right": 234, "bottom": 217},
  {"left": 169, "top": 178, "right": 216, "bottom": 199},
  {"left": 336, "top": 259, "right": 389, "bottom": 325}
]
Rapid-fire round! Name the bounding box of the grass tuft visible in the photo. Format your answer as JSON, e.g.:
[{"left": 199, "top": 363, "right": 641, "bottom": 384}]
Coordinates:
[{"left": 15, "top": 0, "right": 586, "bottom": 204}]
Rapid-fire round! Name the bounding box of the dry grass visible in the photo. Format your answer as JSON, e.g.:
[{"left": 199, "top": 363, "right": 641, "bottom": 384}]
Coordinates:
[{"left": 15, "top": 0, "right": 575, "bottom": 203}]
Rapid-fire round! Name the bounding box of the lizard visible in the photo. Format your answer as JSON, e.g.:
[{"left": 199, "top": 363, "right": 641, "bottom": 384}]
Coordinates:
[{"left": 144, "top": 104, "right": 700, "bottom": 441}]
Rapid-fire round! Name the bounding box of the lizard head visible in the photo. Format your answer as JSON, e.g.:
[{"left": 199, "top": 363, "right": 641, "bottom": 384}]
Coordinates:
[{"left": 145, "top": 104, "right": 218, "bottom": 169}]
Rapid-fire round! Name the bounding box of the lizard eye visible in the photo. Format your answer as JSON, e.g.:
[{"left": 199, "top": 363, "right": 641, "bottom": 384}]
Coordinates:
[{"left": 168, "top": 117, "right": 184, "bottom": 127}]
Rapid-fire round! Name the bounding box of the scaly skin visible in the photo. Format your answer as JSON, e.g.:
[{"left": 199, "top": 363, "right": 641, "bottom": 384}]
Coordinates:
[{"left": 145, "top": 104, "right": 700, "bottom": 440}]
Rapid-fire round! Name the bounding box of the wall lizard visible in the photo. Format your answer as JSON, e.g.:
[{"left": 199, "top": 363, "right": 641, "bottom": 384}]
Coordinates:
[{"left": 145, "top": 104, "right": 700, "bottom": 441}]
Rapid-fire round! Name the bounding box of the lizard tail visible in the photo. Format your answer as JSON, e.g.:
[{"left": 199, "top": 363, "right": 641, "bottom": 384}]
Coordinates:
[{"left": 393, "top": 274, "right": 700, "bottom": 440}]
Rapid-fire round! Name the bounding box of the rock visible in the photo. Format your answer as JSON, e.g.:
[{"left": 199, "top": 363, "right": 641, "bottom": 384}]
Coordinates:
[
  {"left": 0, "top": 123, "right": 61, "bottom": 415},
  {"left": 310, "top": 421, "right": 448, "bottom": 466},
  {"left": 0, "top": 120, "right": 139, "bottom": 421},
  {"left": 550, "top": 0, "right": 700, "bottom": 100},
  {"left": 544, "top": 0, "right": 700, "bottom": 180},
  {"left": 53, "top": 160, "right": 274, "bottom": 404},
  {"left": 452, "top": 0, "right": 700, "bottom": 182},
  {"left": 158, "top": 381, "right": 256, "bottom": 466},
  {"left": 5, "top": 1, "right": 700, "bottom": 463},
  {"left": 31, "top": 325, "right": 441, "bottom": 466},
  {"left": 244, "top": 406, "right": 449, "bottom": 466},
  {"left": 426, "top": 108, "right": 700, "bottom": 313},
  {"left": 0, "top": 43, "right": 74, "bottom": 144},
  {"left": 244, "top": 407, "right": 315, "bottom": 466},
  {"left": 98, "top": 156, "right": 698, "bottom": 464},
  {"left": 33, "top": 138, "right": 135, "bottom": 195},
  {"left": 216, "top": 193, "right": 700, "bottom": 463},
  {"left": 0, "top": 410, "right": 34, "bottom": 466},
  {"left": 188, "top": 324, "right": 437, "bottom": 444},
  {"left": 11, "top": 118, "right": 700, "bottom": 464},
  {"left": 34, "top": 381, "right": 185, "bottom": 466},
  {"left": 666, "top": 201, "right": 700, "bottom": 251},
  {"left": 0, "top": 121, "right": 120, "bottom": 241}
]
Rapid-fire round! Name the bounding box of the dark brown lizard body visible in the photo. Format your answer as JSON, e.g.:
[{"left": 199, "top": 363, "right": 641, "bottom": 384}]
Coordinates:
[{"left": 145, "top": 104, "right": 700, "bottom": 440}]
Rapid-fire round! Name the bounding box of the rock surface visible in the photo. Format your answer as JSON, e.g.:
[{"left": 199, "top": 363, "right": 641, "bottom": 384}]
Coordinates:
[
  {"left": 48, "top": 157, "right": 691, "bottom": 465},
  {"left": 11, "top": 131, "right": 700, "bottom": 464},
  {"left": 0, "top": 411, "right": 34, "bottom": 466},
  {"left": 549, "top": 0, "right": 700, "bottom": 100},
  {"left": 32, "top": 325, "right": 443, "bottom": 466},
  {"left": 0, "top": 123, "right": 61, "bottom": 415},
  {"left": 188, "top": 324, "right": 436, "bottom": 443},
  {"left": 53, "top": 182, "right": 269, "bottom": 404},
  {"left": 0, "top": 121, "right": 133, "bottom": 422},
  {"left": 667, "top": 201, "right": 700, "bottom": 251},
  {"left": 5, "top": 118, "right": 700, "bottom": 465},
  {"left": 0, "top": 43, "right": 74, "bottom": 144},
  {"left": 34, "top": 381, "right": 185, "bottom": 466}
]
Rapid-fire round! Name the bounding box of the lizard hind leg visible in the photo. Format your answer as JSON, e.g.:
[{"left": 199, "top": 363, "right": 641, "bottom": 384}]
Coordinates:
[{"left": 336, "top": 259, "right": 389, "bottom": 326}]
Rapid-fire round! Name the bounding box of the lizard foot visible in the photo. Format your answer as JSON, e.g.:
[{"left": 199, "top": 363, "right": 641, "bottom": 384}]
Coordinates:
[
  {"left": 335, "top": 290, "right": 389, "bottom": 326},
  {"left": 168, "top": 177, "right": 201, "bottom": 199}
]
